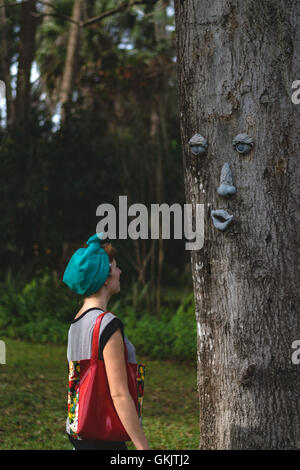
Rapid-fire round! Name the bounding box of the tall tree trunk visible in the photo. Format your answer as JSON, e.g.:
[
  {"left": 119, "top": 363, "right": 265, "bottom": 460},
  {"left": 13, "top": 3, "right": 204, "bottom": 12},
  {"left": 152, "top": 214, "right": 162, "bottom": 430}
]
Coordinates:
[
  {"left": 14, "top": 0, "right": 37, "bottom": 126},
  {"left": 42, "top": 0, "right": 54, "bottom": 23},
  {"left": 60, "top": 0, "right": 83, "bottom": 123},
  {"left": 174, "top": 0, "right": 300, "bottom": 449},
  {"left": 0, "top": 0, "right": 14, "bottom": 126},
  {"left": 152, "top": 0, "right": 171, "bottom": 315},
  {"left": 36, "top": 0, "right": 56, "bottom": 117},
  {"left": 150, "top": 94, "right": 164, "bottom": 315}
]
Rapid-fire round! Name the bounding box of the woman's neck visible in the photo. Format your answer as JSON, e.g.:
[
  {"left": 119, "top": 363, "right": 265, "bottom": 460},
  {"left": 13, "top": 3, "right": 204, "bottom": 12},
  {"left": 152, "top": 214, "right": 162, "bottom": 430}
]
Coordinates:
[{"left": 82, "top": 293, "right": 110, "bottom": 312}]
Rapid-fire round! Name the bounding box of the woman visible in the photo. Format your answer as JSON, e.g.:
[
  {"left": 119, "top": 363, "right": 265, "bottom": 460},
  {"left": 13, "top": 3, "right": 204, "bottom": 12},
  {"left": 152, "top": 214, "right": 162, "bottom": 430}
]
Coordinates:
[{"left": 63, "top": 233, "right": 149, "bottom": 450}]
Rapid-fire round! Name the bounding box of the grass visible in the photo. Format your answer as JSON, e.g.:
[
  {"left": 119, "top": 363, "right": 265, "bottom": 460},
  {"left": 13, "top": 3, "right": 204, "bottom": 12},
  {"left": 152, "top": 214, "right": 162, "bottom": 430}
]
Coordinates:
[{"left": 0, "top": 338, "right": 199, "bottom": 450}]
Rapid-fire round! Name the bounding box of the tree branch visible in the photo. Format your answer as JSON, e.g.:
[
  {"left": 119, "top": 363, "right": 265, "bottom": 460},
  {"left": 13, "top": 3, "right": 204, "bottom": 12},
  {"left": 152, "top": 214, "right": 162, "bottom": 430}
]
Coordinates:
[
  {"left": 82, "top": 0, "right": 158, "bottom": 28},
  {"left": 1, "top": 0, "right": 159, "bottom": 28},
  {"left": 30, "top": 10, "right": 80, "bottom": 25}
]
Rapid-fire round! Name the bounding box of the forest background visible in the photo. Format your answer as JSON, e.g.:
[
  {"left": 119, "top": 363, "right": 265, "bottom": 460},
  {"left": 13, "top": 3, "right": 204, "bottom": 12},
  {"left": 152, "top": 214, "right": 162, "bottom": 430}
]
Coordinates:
[
  {"left": 0, "top": 0, "right": 196, "bottom": 361},
  {"left": 0, "top": 0, "right": 198, "bottom": 450}
]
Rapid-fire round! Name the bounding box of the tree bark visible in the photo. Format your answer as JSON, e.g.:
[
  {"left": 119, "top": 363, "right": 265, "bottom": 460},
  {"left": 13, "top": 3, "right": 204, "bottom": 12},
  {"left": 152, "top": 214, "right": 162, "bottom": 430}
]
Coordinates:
[{"left": 174, "top": 0, "right": 300, "bottom": 449}]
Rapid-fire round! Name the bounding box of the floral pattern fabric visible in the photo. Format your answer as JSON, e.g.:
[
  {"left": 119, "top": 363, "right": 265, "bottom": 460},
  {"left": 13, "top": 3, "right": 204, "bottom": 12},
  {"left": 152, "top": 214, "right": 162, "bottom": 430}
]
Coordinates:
[
  {"left": 137, "top": 363, "right": 146, "bottom": 418},
  {"left": 68, "top": 360, "right": 80, "bottom": 439}
]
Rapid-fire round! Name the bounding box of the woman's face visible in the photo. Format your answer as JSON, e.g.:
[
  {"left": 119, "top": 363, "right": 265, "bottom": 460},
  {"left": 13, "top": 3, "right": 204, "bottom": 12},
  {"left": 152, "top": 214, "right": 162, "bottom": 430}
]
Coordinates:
[{"left": 107, "top": 258, "right": 122, "bottom": 294}]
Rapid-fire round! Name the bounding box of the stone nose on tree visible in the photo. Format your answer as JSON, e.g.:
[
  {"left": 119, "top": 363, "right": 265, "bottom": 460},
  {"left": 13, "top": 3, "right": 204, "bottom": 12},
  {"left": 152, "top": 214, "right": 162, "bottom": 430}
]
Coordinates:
[{"left": 217, "top": 163, "right": 236, "bottom": 198}]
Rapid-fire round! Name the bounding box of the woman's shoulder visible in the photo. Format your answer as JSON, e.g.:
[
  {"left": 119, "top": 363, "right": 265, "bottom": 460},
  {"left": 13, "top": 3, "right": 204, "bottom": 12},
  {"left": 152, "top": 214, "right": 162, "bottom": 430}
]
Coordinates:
[
  {"left": 98, "top": 312, "right": 125, "bottom": 359},
  {"left": 99, "top": 311, "right": 123, "bottom": 334}
]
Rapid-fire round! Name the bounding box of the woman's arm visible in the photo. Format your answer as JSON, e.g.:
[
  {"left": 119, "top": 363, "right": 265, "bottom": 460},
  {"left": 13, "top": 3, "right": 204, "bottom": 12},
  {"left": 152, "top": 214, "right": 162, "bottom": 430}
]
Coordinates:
[{"left": 103, "top": 329, "right": 150, "bottom": 450}]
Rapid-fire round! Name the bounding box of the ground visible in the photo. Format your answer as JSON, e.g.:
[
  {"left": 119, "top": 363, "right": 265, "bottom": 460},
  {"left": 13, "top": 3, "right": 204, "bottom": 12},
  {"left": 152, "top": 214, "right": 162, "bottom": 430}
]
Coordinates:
[{"left": 0, "top": 338, "right": 199, "bottom": 450}]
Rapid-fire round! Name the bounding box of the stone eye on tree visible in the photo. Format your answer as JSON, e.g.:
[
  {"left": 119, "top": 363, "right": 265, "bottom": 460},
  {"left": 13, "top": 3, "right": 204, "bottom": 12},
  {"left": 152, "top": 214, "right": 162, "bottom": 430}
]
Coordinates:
[
  {"left": 232, "top": 133, "right": 254, "bottom": 155},
  {"left": 188, "top": 133, "right": 208, "bottom": 156}
]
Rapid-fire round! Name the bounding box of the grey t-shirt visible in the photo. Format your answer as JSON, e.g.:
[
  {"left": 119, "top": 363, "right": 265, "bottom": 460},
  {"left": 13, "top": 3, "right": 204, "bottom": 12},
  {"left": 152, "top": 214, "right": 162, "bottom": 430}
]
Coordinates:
[{"left": 66, "top": 308, "right": 136, "bottom": 437}]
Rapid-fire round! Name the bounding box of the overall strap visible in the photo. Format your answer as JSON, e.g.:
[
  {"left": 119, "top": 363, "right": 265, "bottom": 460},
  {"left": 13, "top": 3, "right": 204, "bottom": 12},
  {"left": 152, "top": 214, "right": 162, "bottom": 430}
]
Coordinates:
[{"left": 91, "top": 312, "right": 128, "bottom": 361}]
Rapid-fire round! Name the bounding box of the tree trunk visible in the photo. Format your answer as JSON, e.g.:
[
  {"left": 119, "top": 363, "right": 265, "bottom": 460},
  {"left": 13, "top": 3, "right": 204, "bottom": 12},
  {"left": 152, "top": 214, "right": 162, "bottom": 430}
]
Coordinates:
[
  {"left": 152, "top": 1, "right": 171, "bottom": 315},
  {"left": 42, "top": 0, "right": 54, "bottom": 23},
  {"left": 0, "top": 0, "right": 14, "bottom": 126},
  {"left": 174, "top": 0, "right": 300, "bottom": 449},
  {"left": 150, "top": 94, "right": 164, "bottom": 315},
  {"left": 14, "top": 0, "right": 37, "bottom": 126},
  {"left": 60, "top": 0, "right": 83, "bottom": 123}
]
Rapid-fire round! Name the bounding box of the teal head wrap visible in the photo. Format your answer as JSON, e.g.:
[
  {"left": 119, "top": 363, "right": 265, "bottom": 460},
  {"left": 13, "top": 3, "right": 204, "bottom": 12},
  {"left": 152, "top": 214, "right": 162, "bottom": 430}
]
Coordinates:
[{"left": 62, "top": 233, "right": 111, "bottom": 296}]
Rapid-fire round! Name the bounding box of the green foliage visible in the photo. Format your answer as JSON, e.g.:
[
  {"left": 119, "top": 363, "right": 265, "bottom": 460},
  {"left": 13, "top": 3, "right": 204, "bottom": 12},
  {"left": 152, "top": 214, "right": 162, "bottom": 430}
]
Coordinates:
[
  {"left": 0, "top": 270, "right": 80, "bottom": 343},
  {"left": 0, "top": 272, "right": 196, "bottom": 361},
  {"left": 123, "top": 293, "right": 196, "bottom": 361},
  {"left": 1, "top": 0, "right": 183, "bottom": 284}
]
